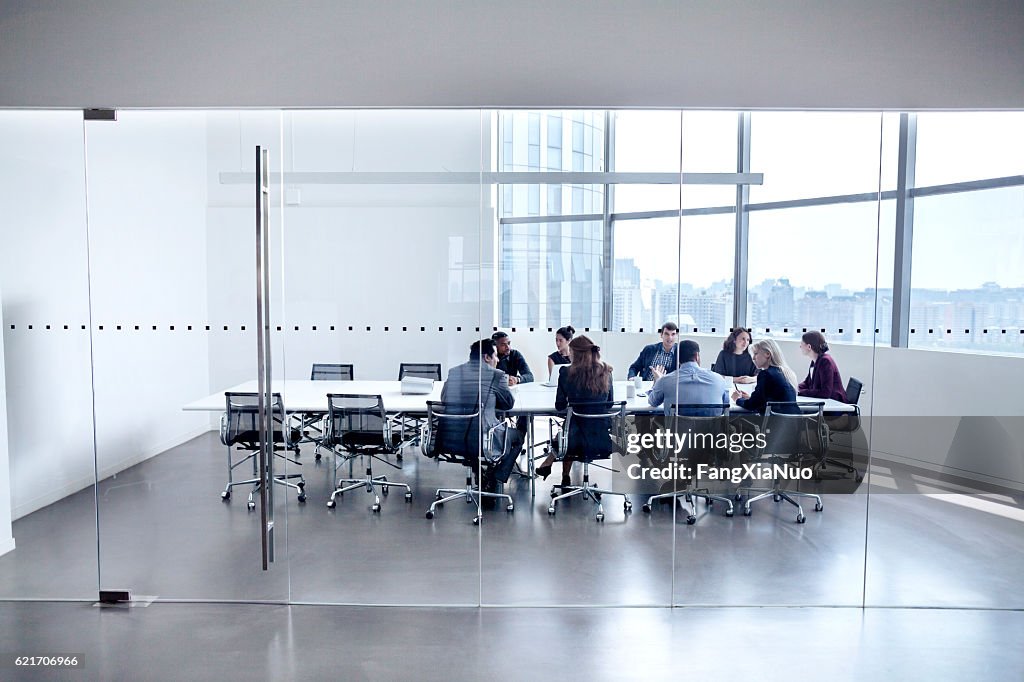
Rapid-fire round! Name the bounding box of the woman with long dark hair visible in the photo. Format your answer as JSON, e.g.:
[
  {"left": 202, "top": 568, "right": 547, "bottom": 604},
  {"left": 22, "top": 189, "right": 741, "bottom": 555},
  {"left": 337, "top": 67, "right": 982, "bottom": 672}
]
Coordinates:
[
  {"left": 797, "top": 331, "right": 847, "bottom": 402},
  {"left": 535, "top": 335, "right": 614, "bottom": 487},
  {"left": 711, "top": 328, "right": 757, "bottom": 383}
]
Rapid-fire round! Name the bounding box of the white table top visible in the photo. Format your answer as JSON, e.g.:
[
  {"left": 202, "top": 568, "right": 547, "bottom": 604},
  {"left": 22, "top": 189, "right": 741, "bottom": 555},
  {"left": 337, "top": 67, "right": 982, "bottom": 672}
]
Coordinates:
[{"left": 184, "top": 379, "right": 853, "bottom": 414}]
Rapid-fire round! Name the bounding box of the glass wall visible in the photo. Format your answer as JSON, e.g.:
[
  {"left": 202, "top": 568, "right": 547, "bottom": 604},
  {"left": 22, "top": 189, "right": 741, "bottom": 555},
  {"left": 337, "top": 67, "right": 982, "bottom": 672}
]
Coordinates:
[
  {"left": 0, "top": 111, "right": 97, "bottom": 598},
  {"left": 0, "top": 108, "right": 1019, "bottom": 610}
]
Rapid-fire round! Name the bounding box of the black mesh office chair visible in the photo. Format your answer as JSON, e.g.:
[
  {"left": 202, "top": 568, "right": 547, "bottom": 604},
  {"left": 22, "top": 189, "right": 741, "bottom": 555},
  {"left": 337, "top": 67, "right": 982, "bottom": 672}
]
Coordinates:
[
  {"left": 398, "top": 363, "right": 442, "bottom": 381},
  {"left": 420, "top": 401, "right": 514, "bottom": 525},
  {"left": 547, "top": 401, "right": 631, "bottom": 523},
  {"left": 394, "top": 363, "right": 442, "bottom": 445},
  {"left": 741, "top": 401, "right": 826, "bottom": 523},
  {"left": 301, "top": 363, "right": 355, "bottom": 459},
  {"left": 324, "top": 394, "right": 411, "bottom": 512},
  {"left": 641, "top": 404, "right": 736, "bottom": 523},
  {"left": 822, "top": 377, "right": 865, "bottom": 481},
  {"left": 311, "top": 363, "right": 354, "bottom": 381},
  {"left": 219, "top": 392, "right": 305, "bottom": 510}
]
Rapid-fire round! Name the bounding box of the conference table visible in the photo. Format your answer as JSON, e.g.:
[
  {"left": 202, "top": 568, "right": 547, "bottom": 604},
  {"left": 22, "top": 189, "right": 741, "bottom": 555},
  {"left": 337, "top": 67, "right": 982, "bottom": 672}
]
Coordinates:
[{"left": 185, "top": 379, "right": 853, "bottom": 496}]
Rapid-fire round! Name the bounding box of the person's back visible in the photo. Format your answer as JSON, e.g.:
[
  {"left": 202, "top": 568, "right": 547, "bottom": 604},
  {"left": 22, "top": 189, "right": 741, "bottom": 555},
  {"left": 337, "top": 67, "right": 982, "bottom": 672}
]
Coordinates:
[{"left": 648, "top": 341, "right": 728, "bottom": 416}]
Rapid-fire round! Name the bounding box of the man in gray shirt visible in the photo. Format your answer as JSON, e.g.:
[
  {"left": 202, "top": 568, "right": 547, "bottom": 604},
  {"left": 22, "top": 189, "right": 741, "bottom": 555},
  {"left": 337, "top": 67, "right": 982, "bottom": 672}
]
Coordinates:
[{"left": 647, "top": 340, "right": 729, "bottom": 415}]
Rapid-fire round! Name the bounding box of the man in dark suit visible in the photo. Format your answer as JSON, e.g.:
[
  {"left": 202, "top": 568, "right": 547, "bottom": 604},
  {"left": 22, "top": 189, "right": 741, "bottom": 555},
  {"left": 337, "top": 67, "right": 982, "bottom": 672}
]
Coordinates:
[
  {"left": 439, "top": 339, "right": 523, "bottom": 489},
  {"left": 628, "top": 321, "right": 681, "bottom": 381}
]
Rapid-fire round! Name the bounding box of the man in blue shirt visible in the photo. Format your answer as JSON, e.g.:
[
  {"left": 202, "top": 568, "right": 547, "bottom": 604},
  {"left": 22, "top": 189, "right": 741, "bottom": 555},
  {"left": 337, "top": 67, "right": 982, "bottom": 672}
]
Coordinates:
[{"left": 647, "top": 340, "right": 729, "bottom": 415}]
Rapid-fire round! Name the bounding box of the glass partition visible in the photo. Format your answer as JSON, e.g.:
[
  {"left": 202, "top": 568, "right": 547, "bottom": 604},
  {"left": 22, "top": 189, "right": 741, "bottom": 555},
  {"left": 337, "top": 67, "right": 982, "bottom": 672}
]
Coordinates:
[
  {"left": 0, "top": 111, "right": 97, "bottom": 598},
  {"left": 84, "top": 110, "right": 291, "bottom": 600},
  {"left": 280, "top": 109, "right": 488, "bottom": 604},
  {"left": 3, "top": 106, "right": 1018, "bottom": 613},
  {"left": 865, "top": 112, "right": 1024, "bottom": 608}
]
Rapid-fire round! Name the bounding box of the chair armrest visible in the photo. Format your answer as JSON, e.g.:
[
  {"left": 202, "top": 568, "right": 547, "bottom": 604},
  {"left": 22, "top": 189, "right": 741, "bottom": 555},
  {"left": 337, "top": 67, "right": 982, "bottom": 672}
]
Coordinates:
[{"left": 219, "top": 413, "right": 229, "bottom": 445}]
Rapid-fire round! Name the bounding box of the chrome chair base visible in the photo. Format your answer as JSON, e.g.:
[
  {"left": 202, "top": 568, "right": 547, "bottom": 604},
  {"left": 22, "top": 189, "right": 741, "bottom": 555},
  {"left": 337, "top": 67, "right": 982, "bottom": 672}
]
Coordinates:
[
  {"left": 426, "top": 481, "right": 514, "bottom": 526},
  {"left": 548, "top": 474, "right": 632, "bottom": 523},
  {"left": 740, "top": 486, "right": 823, "bottom": 523},
  {"left": 642, "top": 488, "right": 734, "bottom": 523},
  {"left": 221, "top": 472, "right": 306, "bottom": 510},
  {"left": 326, "top": 473, "right": 412, "bottom": 512}
]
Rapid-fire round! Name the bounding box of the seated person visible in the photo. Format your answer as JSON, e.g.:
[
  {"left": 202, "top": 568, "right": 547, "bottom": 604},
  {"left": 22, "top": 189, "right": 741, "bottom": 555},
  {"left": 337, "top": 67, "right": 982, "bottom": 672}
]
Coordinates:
[
  {"left": 438, "top": 339, "right": 523, "bottom": 491},
  {"left": 731, "top": 339, "right": 798, "bottom": 414},
  {"left": 648, "top": 340, "right": 729, "bottom": 416},
  {"left": 798, "top": 331, "right": 848, "bottom": 402},
  {"left": 535, "top": 335, "right": 614, "bottom": 488},
  {"left": 492, "top": 330, "right": 534, "bottom": 386},
  {"left": 546, "top": 325, "right": 575, "bottom": 376},
  {"left": 628, "top": 321, "right": 680, "bottom": 382},
  {"left": 711, "top": 328, "right": 757, "bottom": 384}
]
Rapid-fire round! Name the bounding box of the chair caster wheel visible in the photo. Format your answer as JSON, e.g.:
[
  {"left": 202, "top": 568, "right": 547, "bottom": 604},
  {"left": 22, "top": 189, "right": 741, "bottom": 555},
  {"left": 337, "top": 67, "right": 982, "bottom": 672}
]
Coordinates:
[
  {"left": 396, "top": 454, "right": 403, "bottom": 461},
  {"left": 221, "top": 491, "right": 231, "bottom": 501},
  {"left": 247, "top": 501, "right": 256, "bottom": 511},
  {"left": 405, "top": 492, "right": 413, "bottom": 503},
  {"left": 473, "top": 516, "right": 481, "bottom": 526},
  {"left": 796, "top": 513, "right": 806, "bottom": 523},
  {"left": 297, "top": 494, "right": 306, "bottom": 503},
  {"left": 315, "top": 453, "right": 322, "bottom": 461},
  {"left": 624, "top": 501, "right": 632, "bottom": 512},
  {"left": 814, "top": 502, "right": 824, "bottom": 512},
  {"left": 773, "top": 494, "right": 782, "bottom": 502},
  {"left": 326, "top": 499, "right": 336, "bottom": 509},
  {"left": 743, "top": 507, "right": 752, "bottom": 516},
  {"left": 381, "top": 486, "right": 389, "bottom": 497},
  {"left": 425, "top": 510, "right": 434, "bottom": 519},
  {"left": 506, "top": 503, "right": 514, "bottom": 512},
  {"left": 686, "top": 515, "right": 696, "bottom": 525},
  {"left": 435, "top": 492, "right": 443, "bottom": 501},
  {"left": 734, "top": 493, "right": 743, "bottom": 502},
  {"left": 725, "top": 509, "right": 735, "bottom": 517},
  {"left": 371, "top": 504, "right": 381, "bottom": 513},
  {"left": 547, "top": 506, "right": 556, "bottom": 515},
  {"left": 642, "top": 503, "right": 652, "bottom": 513},
  {"left": 706, "top": 499, "right": 712, "bottom": 507},
  {"left": 549, "top": 489, "right": 558, "bottom": 498},
  {"left": 595, "top": 514, "right": 604, "bottom": 523}
]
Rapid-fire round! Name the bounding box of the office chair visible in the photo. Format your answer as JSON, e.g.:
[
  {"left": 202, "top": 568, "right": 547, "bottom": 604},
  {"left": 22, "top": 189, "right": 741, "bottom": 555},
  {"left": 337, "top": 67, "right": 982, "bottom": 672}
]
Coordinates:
[
  {"left": 303, "top": 363, "right": 355, "bottom": 459},
  {"left": 311, "top": 363, "right": 354, "bottom": 381},
  {"left": 324, "top": 394, "right": 412, "bottom": 512},
  {"left": 398, "top": 363, "right": 442, "bottom": 381},
  {"left": 420, "top": 401, "right": 514, "bottom": 525},
  {"left": 740, "top": 401, "right": 826, "bottom": 523},
  {"left": 547, "top": 401, "right": 631, "bottom": 523},
  {"left": 394, "top": 363, "right": 442, "bottom": 445},
  {"left": 821, "top": 376, "right": 865, "bottom": 481},
  {"left": 219, "top": 392, "right": 306, "bottom": 510},
  {"left": 641, "top": 404, "right": 735, "bottom": 523}
]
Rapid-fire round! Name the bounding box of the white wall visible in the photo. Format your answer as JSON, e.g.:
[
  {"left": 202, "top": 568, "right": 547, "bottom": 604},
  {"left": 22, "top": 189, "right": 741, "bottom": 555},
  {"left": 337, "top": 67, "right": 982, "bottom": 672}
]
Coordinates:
[
  {"left": 0, "top": 112, "right": 98, "bottom": 520},
  {"left": 1, "top": 1, "right": 1022, "bottom": 108}
]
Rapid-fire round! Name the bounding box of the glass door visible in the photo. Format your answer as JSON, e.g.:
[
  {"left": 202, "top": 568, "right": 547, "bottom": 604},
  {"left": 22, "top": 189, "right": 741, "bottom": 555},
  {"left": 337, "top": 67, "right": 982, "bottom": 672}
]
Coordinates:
[{"left": 84, "top": 110, "right": 291, "bottom": 599}]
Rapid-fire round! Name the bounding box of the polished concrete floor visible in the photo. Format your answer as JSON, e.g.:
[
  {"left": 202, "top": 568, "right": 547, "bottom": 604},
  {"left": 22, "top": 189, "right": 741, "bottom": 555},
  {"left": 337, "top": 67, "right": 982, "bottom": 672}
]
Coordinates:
[
  {"left": 1, "top": 601, "right": 1023, "bottom": 681},
  {"left": 0, "top": 432, "right": 1022, "bottom": 679},
  {"left": 1, "top": 431, "right": 1021, "bottom": 609}
]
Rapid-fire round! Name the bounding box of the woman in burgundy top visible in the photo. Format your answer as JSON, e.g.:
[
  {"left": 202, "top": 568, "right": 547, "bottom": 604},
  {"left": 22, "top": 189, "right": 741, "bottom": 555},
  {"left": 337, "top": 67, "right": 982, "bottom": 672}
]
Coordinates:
[{"left": 797, "top": 331, "right": 848, "bottom": 402}]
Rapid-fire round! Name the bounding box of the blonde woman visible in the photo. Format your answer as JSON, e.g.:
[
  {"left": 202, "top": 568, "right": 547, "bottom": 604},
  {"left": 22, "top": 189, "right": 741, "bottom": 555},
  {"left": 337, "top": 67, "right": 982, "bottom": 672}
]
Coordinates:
[{"left": 730, "top": 339, "right": 797, "bottom": 414}]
